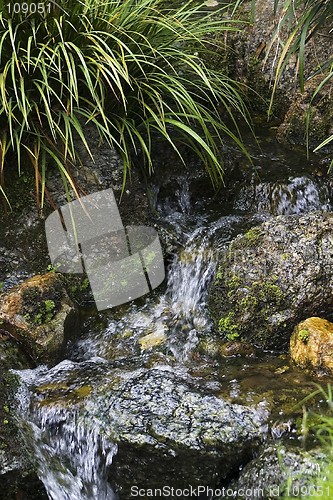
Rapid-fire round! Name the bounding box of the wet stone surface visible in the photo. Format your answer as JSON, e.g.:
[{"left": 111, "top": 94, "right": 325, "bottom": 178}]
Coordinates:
[
  {"left": 209, "top": 211, "right": 333, "bottom": 350},
  {"left": 24, "top": 361, "right": 269, "bottom": 497},
  {"left": 227, "top": 443, "right": 329, "bottom": 500}
]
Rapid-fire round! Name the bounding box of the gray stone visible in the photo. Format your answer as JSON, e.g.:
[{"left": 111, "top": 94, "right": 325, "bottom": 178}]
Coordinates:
[
  {"left": 208, "top": 212, "right": 333, "bottom": 350},
  {"left": 29, "top": 362, "right": 269, "bottom": 495},
  {"left": 226, "top": 444, "right": 329, "bottom": 500}
]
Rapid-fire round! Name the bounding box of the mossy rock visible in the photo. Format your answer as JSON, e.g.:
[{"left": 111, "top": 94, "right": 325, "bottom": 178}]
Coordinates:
[
  {"left": 208, "top": 212, "right": 333, "bottom": 350},
  {"left": 290, "top": 317, "right": 333, "bottom": 375},
  {"left": 276, "top": 76, "right": 333, "bottom": 150},
  {"left": 0, "top": 273, "right": 78, "bottom": 364}
]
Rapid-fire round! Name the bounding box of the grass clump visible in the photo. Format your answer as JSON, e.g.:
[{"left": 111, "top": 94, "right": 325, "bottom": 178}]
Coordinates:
[
  {"left": 298, "top": 329, "right": 309, "bottom": 343},
  {"left": 282, "top": 384, "right": 333, "bottom": 499},
  {"left": 265, "top": 0, "right": 333, "bottom": 164},
  {"left": 0, "top": 0, "right": 251, "bottom": 209}
]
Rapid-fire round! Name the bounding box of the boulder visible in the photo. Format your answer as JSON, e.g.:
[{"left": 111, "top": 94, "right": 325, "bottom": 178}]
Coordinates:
[
  {"left": 208, "top": 212, "right": 333, "bottom": 350},
  {"left": 0, "top": 273, "right": 77, "bottom": 364},
  {"left": 227, "top": 444, "right": 328, "bottom": 500},
  {"left": 28, "top": 362, "right": 269, "bottom": 497},
  {"left": 290, "top": 317, "right": 333, "bottom": 375},
  {"left": 276, "top": 76, "right": 333, "bottom": 150}
]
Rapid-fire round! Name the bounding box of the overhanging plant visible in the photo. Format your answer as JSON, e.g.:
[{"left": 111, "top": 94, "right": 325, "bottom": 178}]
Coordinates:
[{"left": 0, "top": 0, "right": 251, "bottom": 208}]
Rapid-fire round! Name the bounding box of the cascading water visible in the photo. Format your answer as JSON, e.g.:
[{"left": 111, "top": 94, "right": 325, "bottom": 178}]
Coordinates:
[
  {"left": 14, "top": 200, "right": 224, "bottom": 498},
  {"left": 234, "top": 175, "right": 332, "bottom": 215},
  {"left": 15, "top": 364, "right": 118, "bottom": 500},
  {"left": 11, "top": 157, "right": 333, "bottom": 498},
  {"left": 72, "top": 220, "right": 221, "bottom": 363}
]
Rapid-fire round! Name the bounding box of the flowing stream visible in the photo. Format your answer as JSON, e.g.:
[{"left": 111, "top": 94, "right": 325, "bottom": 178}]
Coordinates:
[
  {"left": 12, "top": 144, "right": 333, "bottom": 498},
  {"left": 15, "top": 216, "right": 225, "bottom": 499}
]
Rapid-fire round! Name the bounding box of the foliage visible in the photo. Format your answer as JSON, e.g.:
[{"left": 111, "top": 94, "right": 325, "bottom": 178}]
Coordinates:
[
  {"left": 283, "top": 384, "right": 333, "bottom": 499},
  {"left": 265, "top": 0, "right": 333, "bottom": 161},
  {"left": 267, "top": 0, "right": 333, "bottom": 107},
  {"left": 298, "top": 328, "right": 309, "bottom": 343},
  {"left": 0, "top": 0, "right": 251, "bottom": 208}
]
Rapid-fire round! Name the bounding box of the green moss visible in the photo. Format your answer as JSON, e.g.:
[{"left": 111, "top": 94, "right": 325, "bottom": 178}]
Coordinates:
[
  {"left": 252, "top": 280, "right": 284, "bottom": 305},
  {"left": 27, "top": 299, "right": 56, "bottom": 325},
  {"left": 240, "top": 294, "right": 258, "bottom": 310},
  {"left": 214, "top": 265, "right": 223, "bottom": 285},
  {"left": 0, "top": 373, "right": 21, "bottom": 440},
  {"left": 227, "top": 274, "right": 243, "bottom": 298},
  {"left": 227, "top": 274, "right": 242, "bottom": 290},
  {"left": 226, "top": 332, "right": 240, "bottom": 341},
  {"left": 32, "top": 312, "right": 43, "bottom": 325},
  {"left": 298, "top": 329, "right": 309, "bottom": 343},
  {"left": 44, "top": 299, "right": 56, "bottom": 322},
  {"left": 281, "top": 253, "right": 291, "bottom": 261},
  {"left": 80, "top": 278, "right": 90, "bottom": 290},
  {"left": 65, "top": 275, "right": 91, "bottom": 300},
  {"left": 218, "top": 312, "right": 240, "bottom": 340},
  {"left": 244, "top": 227, "right": 262, "bottom": 243},
  {"left": 47, "top": 263, "right": 59, "bottom": 273}
]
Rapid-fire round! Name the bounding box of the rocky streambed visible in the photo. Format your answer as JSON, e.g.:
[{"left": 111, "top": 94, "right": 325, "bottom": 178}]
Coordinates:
[{"left": 1, "top": 128, "right": 333, "bottom": 499}]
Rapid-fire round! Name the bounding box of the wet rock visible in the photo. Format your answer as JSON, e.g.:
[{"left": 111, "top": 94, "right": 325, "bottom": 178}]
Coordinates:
[
  {"left": 0, "top": 273, "right": 77, "bottom": 364},
  {"left": 290, "top": 317, "right": 333, "bottom": 375},
  {"left": 0, "top": 368, "right": 47, "bottom": 499},
  {"left": 198, "top": 337, "right": 256, "bottom": 358},
  {"left": 28, "top": 362, "right": 269, "bottom": 496},
  {"left": 0, "top": 332, "right": 33, "bottom": 371},
  {"left": 0, "top": 472, "right": 48, "bottom": 500},
  {"left": 276, "top": 76, "right": 333, "bottom": 150},
  {"left": 208, "top": 212, "right": 333, "bottom": 350},
  {"left": 138, "top": 326, "right": 167, "bottom": 351},
  {"left": 228, "top": 0, "right": 332, "bottom": 117},
  {"left": 227, "top": 444, "right": 328, "bottom": 500},
  {"left": 218, "top": 341, "right": 256, "bottom": 358},
  {"left": 0, "top": 372, "right": 28, "bottom": 477}
]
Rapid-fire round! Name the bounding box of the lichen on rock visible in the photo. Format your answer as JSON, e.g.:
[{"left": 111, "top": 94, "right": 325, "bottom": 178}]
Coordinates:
[
  {"left": 0, "top": 273, "right": 77, "bottom": 364},
  {"left": 290, "top": 317, "right": 333, "bottom": 375}
]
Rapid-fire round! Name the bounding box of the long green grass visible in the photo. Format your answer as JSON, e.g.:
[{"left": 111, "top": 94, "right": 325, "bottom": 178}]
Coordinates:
[
  {"left": 267, "top": 0, "right": 333, "bottom": 109},
  {"left": 264, "top": 0, "right": 333, "bottom": 162},
  {"left": 0, "top": 0, "right": 251, "bottom": 209},
  {"left": 283, "top": 384, "right": 333, "bottom": 499}
]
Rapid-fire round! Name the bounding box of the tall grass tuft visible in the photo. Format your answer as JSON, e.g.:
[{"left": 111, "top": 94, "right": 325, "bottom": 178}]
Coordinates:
[
  {"left": 265, "top": 0, "right": 332, "bottom": 162},
  {"left": 0, "top": 0, "right": 251, "bottom": 209},
  {"left": 267, "top": 0, "right": 333, "bottom": 109},
  {"left": 283, "top": 384, "right": 333, "bottom": 499}
]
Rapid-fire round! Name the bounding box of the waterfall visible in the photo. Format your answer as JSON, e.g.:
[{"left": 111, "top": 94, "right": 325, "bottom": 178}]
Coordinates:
[
  {"left": 235, "top": 175, "right": 332, "bottom": 215},
  {"left": 15, "top": 364, "right": 118, "bottom": 500}
]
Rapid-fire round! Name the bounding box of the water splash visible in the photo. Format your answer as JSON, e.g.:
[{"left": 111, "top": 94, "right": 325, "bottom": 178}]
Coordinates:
[
  {"left": 235, "top": 176, "right": 332, "bottom": 215},
  {"left": 15, "top": 365, "right": 118, "bottom": 500},
  {"left": 31, "top": 410, "right": 117, "bottom": 500},
  {"left": 166, "top": 226, "right": 216, "bottom": 321}
]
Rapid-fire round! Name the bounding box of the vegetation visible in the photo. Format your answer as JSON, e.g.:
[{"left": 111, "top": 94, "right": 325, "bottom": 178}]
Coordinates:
[
  {"left": 266, "top": 0, "right": 333, "bottom": 161},
  {"left": 298, "top": 328, "right": 309, "bottom": 343},
  {"left": 0, "top": 0, "right": 252, "bottom": 209},
  {"left": 283, "top": 384, "right": 333, "bottom": 499}
]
